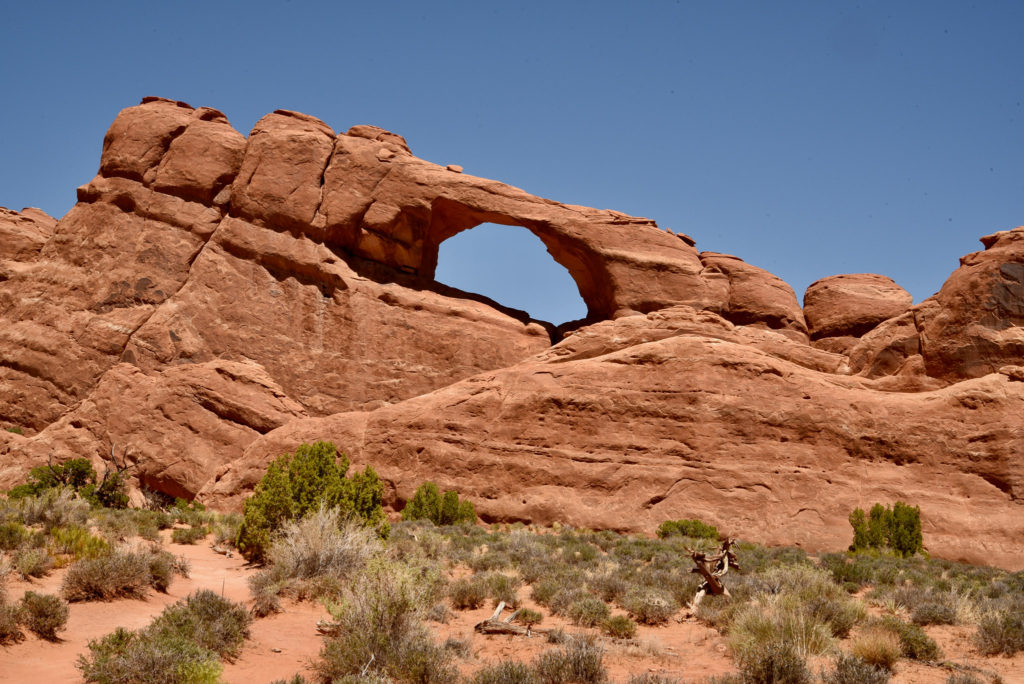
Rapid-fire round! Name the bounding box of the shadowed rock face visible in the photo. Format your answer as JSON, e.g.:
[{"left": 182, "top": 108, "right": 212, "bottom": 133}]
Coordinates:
[{"left": 2, "top": 97, "right": 1023, "bottom": 568}]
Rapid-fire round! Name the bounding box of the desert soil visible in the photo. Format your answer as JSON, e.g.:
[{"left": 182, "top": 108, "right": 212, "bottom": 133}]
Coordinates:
[{"left": 2, "top": 533, "right": 1022, "bottom": 683}]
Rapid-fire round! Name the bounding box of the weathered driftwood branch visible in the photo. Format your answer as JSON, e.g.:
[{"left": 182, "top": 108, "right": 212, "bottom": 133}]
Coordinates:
[
  {"left": 473, "top": 601, "right": 547, "bottom": 637},
  {"left": 687, "top": 538, "right": 741, "bottom": 614}
]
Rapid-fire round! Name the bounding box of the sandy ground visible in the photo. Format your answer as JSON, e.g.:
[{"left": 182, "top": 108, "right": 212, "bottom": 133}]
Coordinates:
[
  {"left": 1, "top": 534, "right": 325, "bottom": 684},
  {"left": 2, "top": 534, "right": 1022, "bottom": 683}
]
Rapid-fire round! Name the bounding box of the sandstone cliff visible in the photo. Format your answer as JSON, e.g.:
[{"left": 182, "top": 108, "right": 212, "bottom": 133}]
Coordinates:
[{"left": 2, "top": 98, "right": 1021, "bottom": 568}]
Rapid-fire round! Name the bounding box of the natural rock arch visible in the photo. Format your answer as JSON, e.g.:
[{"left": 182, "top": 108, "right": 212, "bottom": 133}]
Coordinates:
[{"left": 419, "top": 198, "right": 605, "bottom": 322}]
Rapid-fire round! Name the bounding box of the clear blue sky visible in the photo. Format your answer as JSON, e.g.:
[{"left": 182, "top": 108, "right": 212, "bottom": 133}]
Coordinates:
[{"left": 3, "top": 1, "right": 1022, "bottom": 325}]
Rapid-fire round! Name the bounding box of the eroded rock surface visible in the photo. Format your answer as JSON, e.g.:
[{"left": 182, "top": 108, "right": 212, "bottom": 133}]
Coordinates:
[
  {"left": 2, "top": 98, "right": 1023, "bottom": 568},
  {"left": 804, "top": 274, "right": 912, "bottom": 340}
]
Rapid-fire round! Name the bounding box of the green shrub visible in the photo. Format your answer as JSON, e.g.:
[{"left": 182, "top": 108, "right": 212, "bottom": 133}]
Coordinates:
[
  {"left": 483, "top": 572, "right": 522, "bottom": 608},
  {"left": 49, "top": 525, "right": 110, "bottom": 559},
  {"left": 236, "top": 441, "right": 389, "bottom": 562},
  {"left": 8, "top": 458, "right": 129, "bottom": 509},
  {"left": 945, "top": 674, "right": 984, "bottom": 684},
  {"left": 0, "top": 601, "right": 24, "bottom": 644},
  {"left": 0, "top": 521, "right": 29, "bottom": 551},
  {"left": 820, "top": 653, "right": 891, "bottom": 684},
  {"left": 875, "top": 615, "right": 942, "bottom": 661},
  {"left": 13, "top": 547, "right": 53, "bottom": 578},
  {"left": 449, "top": 576, "right": 489, "bottom": 610},
  {"left": 148, "top": 589, "right": 251, "bottom": 661},
  {"left": 6, "top": 426, "right": 23, "bottom": 435},
  {"left": 806, "top": 594, "right": 865, "bottom": 638},
  {"left": 850, "top": 626, "right": 901, "bottom": 671},
  {"left": 515, "top": 608, "right": 543, "bottom": 627},
  {"left": 62, "top": 548, "right": 176, "bottom": 601},
  {"left": 620, "top": 587, "right": 677, "bottom": 625},
  {"left": 401, "top": 481, "right": 476, "bottom": 526},
  {"left": 588, "top": 571, "right": 628, "bottom": 603},
  {"left": 171, "top": 525, "right": 208, "bottom": 545},
  {"left": 974, "top": 609, "right": 1024, "bottom": 656},
  {"left": 472, "top": 661, "right": 540, "bottom": 684},
  {"left": 656, "top": 518, "right": 719, "bottom": 540},
  {"left": 567, "top": 596, "right": 611, "bottom": 627},
  {"left": 18, "top": 591, "right": 69, "bottom": 640},
  {"left": 849, "top": 502, "right": 922, "bottom": 556},
  {"left": 601, "top": 614, "right": 637, "bottom": 639},
  {"left": 77, "top": 590, "right": 249, "bottom": 684}
]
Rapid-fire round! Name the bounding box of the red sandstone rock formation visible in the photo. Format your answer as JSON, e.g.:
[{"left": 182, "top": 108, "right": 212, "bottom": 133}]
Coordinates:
[{"left": 2, "top": 98, "right": 1022, "bottom": 568}]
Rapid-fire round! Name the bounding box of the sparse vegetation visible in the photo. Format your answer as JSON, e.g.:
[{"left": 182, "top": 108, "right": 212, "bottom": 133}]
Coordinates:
[
  {"left": 62, "top": 547, "right": 185, "bottom": 601},
  {"left": 820, "top": 653, "right": 891, "bottom": 684},
  {"left": 315, "top": 558, "right": 455, "bottom": 683},
  {"left": 236, "top": 441, "right": 389, "bottom": 562},
  {"left": 171, "top": 525, "right": 208, "bottom": 545},
  {"left": 247, "top": 505, "right": 382, "bottom": 612},
  {"left": 656, "top": 518, "right": 720, "bottom": 540},
  {"left": 601, "top": 613, "right": 637, "bottom": 639},
  {"left": 974, "top": 603, "right": 1024, "bottom": 655},
  {"left": 77, "top": 590, "right": 250, "bottom": 684}
]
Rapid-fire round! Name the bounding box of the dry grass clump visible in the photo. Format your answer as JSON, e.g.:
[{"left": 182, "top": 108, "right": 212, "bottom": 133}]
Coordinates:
[
  {"left": 0, "top": 578, "right": 24, "bottom": 644},
  {"left": 729, "top": 594, "right": 836, "bottom": 662},
  {"left": 820, "top": 653, "right": 891, "bottom": 684},
  {"left": 482, "top": 571, "right": 522, "bottom": 608},
  {"left": 874, "top": 615, "right": 942, "bottom": 661},
  {"left": 735, "top": 641, "right": 813, "bottom": 684},
  {"left": 247, "top": 506, "right": 382, "bottom": 615},
  {"left": 13, "top": 547, "right": 53, "bottom": 578},
  {"left": 471, "top": 660, "right": 539, "bottom": 684},
  {"left": 532, "top": 634, "right": 607, "bottom": 684},
  {"left": 62, "top": 546, "right": 184, "bottom": 601},
  {"left": 315, "top": 559, "right": 456, "bottom": 683},
  {"left": 13, "top": 488, "right": 90, "bottom": 531},
  {"left": 974, "top": 601, "right": 1024, "bottom": 656},
  {"left": 48, "top": 525, "right": 110, "bottom": 561},
  {"left": 850, "top": 625, "right": 902, "bottom": 671}
]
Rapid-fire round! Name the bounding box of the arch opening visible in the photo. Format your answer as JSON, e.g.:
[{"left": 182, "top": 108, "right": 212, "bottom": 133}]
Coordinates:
[{"left": 434, "top": 223, "right": 588, "bottom": 330}]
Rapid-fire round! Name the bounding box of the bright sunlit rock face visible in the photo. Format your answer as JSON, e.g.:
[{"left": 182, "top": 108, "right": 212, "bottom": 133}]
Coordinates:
[{"left": 2, "top": 98, "right": 1024, "bottom": 570}]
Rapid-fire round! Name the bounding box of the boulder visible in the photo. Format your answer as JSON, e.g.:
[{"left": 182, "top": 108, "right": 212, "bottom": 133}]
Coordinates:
[{"left": 804, "top": 274, "right": 912, "bottom": 340}]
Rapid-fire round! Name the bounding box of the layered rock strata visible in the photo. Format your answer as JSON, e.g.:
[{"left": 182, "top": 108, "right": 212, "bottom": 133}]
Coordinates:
[{"left": 2, "top": 98, "right": 1022, "bottom": 568}]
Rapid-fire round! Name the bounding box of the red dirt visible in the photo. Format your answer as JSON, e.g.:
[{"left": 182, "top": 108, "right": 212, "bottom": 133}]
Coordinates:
[{"left": 3, "top": 535, "right": 1023, "bottom": 683}]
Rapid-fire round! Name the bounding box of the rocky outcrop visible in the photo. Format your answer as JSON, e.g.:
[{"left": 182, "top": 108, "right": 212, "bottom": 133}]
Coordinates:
[
  {"left": 205, "top": 305, "right": 1024, "bottom": 569},
  {"left": 2, "top": 98, "right": 1024, "bottom": 569},
  {"left": 0, "top": 207, "right": 56, "bottom": 262},
  {"left": 699, "top": 252, "right": 807, "bottom": 336},
  {"left": 804, "top": 274, "right": 912, "bottom": 340}
]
